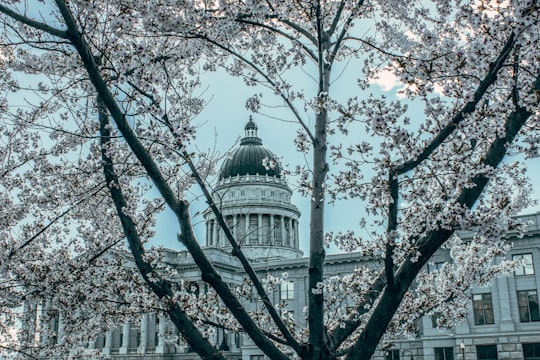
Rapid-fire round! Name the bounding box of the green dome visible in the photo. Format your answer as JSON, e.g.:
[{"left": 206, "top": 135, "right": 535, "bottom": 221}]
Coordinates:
[{"left": 219, "top": 119, "right": 282, "bottom": 180}]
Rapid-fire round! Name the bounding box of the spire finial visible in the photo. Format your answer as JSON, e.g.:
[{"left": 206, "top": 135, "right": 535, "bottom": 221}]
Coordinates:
[{"left": 245, "top": 116, "right": 258, "bottom": 138}]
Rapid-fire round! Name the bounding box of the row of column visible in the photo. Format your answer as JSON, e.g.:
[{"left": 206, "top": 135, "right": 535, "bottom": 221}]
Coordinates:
[
  {"left": 22, "top": 297, "right": 238, "bottom": 355},
  {"left": 206, "top": 214, "right": 299, "bottom": 248},
  {"left": 99, "top": 314, "right": 169, "bottom": 355},
  {"left": 21, "top": 299, "right": 62, "bottom": 348},
  {"left": 21, "top": 301, "right": 168, "bottom": 355},
  {"left": 21, "top": 301, "right": 173, "bottom": 355}
]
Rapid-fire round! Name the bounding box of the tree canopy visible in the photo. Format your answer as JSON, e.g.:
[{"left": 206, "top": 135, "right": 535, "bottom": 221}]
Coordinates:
[{"left": 1, "top": 1, "right": 539, "bottom": 359}]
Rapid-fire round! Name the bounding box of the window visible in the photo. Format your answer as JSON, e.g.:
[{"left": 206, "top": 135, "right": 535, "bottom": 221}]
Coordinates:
[
  {"left": 280, "top": 281, "right": 294, "bottom": 300},
  {"left": 477, "top": 345, "right": 498, "bottom": 360},
  {"left": 513, "top": 254, "right": 535, "bottom": 275},
  {"left": 517, "top": 290, "right": 540, "bottom": 322},
  {"left": 385, "top": 350, "right": 400, "bottom": 360},
  {"left": 435, "top": 347, "right": 454, "bottom": 360},
  {"left": 431, "top": 312, "right": 441, "bottom": 328},
  {"left": 523, "top": 343, "right": 540, "bottom": 360},
  {"left": 428, "top": 262, "right": 444, "bottom": 273},
  {"left": 283, "top": 310, "right": 294, "bottom": 321},
  {"left": 51, "top": 311, "right": 59, "bottom": 344},
  {"left": 240, "top": 190, "right": 245, "bottom": 196},
  {"left": 250, "top": 355, "right": 264, "bottom": 360},
  {"left": 473, "top": 293, "right": 494, "bottom": 325},
  {"left": 248, "top": 285, "right": 256, "bottom": 302},
  {"left": 230, "top": 191, "right": 235, "bottom": 198},
  {"left": 346, "top": 306, "right": 356, "bottom": 316},
  {"left": 154, "top": 318, "right": 159, "bottom": 346}
]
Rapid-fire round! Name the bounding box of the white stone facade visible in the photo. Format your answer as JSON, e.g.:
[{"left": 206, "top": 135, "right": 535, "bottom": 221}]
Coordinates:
[{"left": 204, "top": 174, "right": 302, "bottom": 261}]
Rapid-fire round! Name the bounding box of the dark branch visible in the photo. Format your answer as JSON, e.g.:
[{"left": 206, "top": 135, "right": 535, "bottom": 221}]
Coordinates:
[{"left": 0, "top": 4, "right": 67, "bottom": 39}]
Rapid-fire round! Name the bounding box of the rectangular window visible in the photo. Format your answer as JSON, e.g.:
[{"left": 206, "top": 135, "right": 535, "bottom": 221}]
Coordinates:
[
  {"left": 51, "top": 311, "right": 59, "bottom": 345},
  {"left": 435, "top": 347, "right": 454, "bottom": 360},
  {"left": 523, "top": 343, "right": 540, "bottom": 360},
  {"left": 283, "top": 310, "right": 294, "bottom": 321},
  {"left": 250, "top": 285, "right": 257, "bottom": 302},
  {"left": 517, "top": 290, "right": 540, "bottom": 322},
  {"left": 473, "top": 293, "right": 495, "bottom": 325},
  {"left": 385, "top": 350, "right": 400, "bottom": 360},
  {"left": 428, "top": 262, "right": 445, "bottom": 273},
  {"left": 513, "top": 254, "right": 535, "bottom": 276},
  {"left": 250, "top": 355, "right": 264, "bottom": 360},
  {"left": 280, "top": 281, "right": 294, "bottom": 300},
  {"left": 431, "top": 312, "right": 441, "bottom": 328},
  {"left": 477, "top": 345, "right": 498, "bottom": 360},
  {"left": 154, "top": 317, "right": 160, "bottom": 346}
]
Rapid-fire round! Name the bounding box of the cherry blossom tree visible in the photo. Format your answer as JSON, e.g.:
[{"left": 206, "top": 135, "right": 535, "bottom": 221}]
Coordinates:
[{"left": 1, "top": 1, "right": 540, "bottom": 360}]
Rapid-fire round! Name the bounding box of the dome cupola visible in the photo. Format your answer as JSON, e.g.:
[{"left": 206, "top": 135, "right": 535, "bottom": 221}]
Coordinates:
[
  {"left": 219, "top": 116, "right": 282, "bottom": 180},
  {"left": 204, "top": 118, "right": 302, "bottom": 261}
]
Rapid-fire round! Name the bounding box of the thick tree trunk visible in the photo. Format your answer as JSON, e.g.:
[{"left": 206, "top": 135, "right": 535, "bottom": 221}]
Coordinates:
[{"left": 307, "top": 64, "right": 331, "bottom": 359}]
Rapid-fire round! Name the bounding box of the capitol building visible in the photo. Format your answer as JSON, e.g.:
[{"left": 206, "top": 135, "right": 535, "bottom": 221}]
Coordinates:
[{"left": 22, "top": 119, "right": 540, "bottom": 360}]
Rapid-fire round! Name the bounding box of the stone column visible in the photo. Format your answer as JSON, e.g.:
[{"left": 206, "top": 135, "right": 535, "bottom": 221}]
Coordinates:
[
  {"left": 294, "top": 220, "right": 300, "bottom": 249},
  {"left": 220, "top": 218, "right": 226, "bottom": 246},
  {"left": 497, "top": 276, "right": 515, "bottom": 331},
  {"left": 280, "top": 215, "right": 285, "bottom": 246},
  {"left": 57, "top": 312, "right": 64, "bottom": 345},
  {"left": 30, "top": 302, "right": 37, "bottom": 346},
  {"left": 119, "top": 323, "right": 130, "bottom": 354},
  {"left": 156, "top": 316, "right": 167, "bottom": 353},
  {"left": 102, "top": 331, "right": 112, "bottom": 356},
  {"left": 288, "top": 218, "right": 293, "bottom": 247},
  {"left": 291, "top": 220, "right": 296, "bottom": 248},
  {"left": 21, "top": 299, "right": 36, "bottom": 348},
  {"left": 257, "top": 214, "right": 262, "bottom": 245},
  {"left": 206, "top": 221, "right": 211, "bottom": 246},
  {"left": 245, "top": 214, "right": 250, "bottom": 245},
  {"left": 270, "top": 214, "right": 275, "bottom": 243},
  {"left": 213, "top": 221, "right": 219, "bottom": 247},
  {"left": 138, "top": 314, "right": 148, "bottom": 353},
  {"left": 40, "top": 300, "right": 49, "bottom": 346},
  {"left": 233, "top": 215, "right": 238, "bottom": 238}
]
